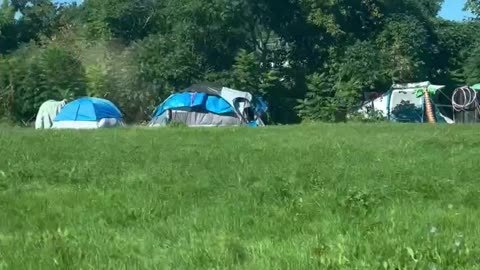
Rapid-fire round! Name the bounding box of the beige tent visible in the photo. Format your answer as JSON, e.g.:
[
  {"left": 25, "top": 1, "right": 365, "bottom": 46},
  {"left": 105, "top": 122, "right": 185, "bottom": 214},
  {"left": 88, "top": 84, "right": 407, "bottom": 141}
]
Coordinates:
[{"left": 35, "top": 100, "right": 67, "bottom": 129}]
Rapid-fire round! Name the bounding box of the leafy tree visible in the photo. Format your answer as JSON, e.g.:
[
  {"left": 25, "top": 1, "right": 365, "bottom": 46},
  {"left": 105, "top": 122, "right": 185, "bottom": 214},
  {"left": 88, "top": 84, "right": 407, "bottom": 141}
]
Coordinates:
[
  {"left": 83, "top": 0, "right": 161, "bottom": 42},
  {"left": 435, "top": 20, "right": 480, "bottom": 87},
  {"left": 0, "top": 44, "right": 86, "bottom": 123},
  {"left": 463, "top": 44, "right": 480, "bottom": 85},
  {"left": 0, "top": 0, "right": 17, "bottom": 54},
  {"left": 296, "top": 73, "right": 338, "bottom": 122},
  {"left": 14, "top": 0, "right": 58, "bottom": 42},
  {"left": 135, "top": 33, "right": 204, "bottom": 96},
  {"left": 376, "top": 15, "right": 431, "bottom": 83},
  {"left": 466, "top": 0, "right": 480, "bottom": 16},
  {"left": 105, "top": 47, "right": 160, "bottom": 122},
  {"left": 414, "top": 0, "right": 444, "bottom": 17},
  {"left": 295, "top": 66, "right": 364, "bottom": 123},
  {"left": 232, "top": 49, "right": 301, "bottom": 123},
  {"left": 337, "top": 40, "right": 389, "bottom": 93}
]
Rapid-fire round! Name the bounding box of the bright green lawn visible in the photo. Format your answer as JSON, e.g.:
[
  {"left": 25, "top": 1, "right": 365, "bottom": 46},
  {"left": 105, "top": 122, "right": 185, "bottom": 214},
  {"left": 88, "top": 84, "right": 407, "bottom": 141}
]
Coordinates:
[{"left": 0, "top": 124, "right": 480, "bottom": 269}]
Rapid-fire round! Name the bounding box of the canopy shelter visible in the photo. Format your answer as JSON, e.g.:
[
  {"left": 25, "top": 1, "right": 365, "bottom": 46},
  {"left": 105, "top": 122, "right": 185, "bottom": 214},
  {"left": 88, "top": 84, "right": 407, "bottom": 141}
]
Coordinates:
[
  {"left": 355, "top": 81, "right": 453, "bottom": 123},
  {"left": 52, "top": 97, "right": 124, "bottom": 129},
  {"left": 149, "top": 83, "right": 268, "bottom": 127}
]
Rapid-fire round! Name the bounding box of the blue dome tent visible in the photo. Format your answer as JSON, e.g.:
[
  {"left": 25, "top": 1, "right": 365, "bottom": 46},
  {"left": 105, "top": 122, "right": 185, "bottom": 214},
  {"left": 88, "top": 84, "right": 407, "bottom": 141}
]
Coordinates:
[
  {"left": 149, "top": 83, "right": 268, "bottom": 127},
  {"left": 53, "top": 97, "right": 125, "bottom": 129}
]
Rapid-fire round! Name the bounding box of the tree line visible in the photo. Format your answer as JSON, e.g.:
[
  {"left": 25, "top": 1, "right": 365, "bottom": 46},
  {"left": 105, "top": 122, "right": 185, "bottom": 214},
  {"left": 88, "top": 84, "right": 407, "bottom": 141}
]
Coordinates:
[{"left": 2, "top": 0, "right": 480, "bottom": 124}]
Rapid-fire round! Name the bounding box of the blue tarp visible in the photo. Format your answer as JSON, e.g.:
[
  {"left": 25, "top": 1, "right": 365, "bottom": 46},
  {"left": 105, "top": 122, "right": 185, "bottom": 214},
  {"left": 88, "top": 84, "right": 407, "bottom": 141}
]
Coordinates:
[
  {"left": 154, "top": 92, "right": 234, "bottom": 116},
  {"left": 54, "top": 97, "right": 123, "bottom": 121},
  {"left": 206, "top": 95, "right": 234, "bottom": 114},
  {"left": 253, "top": 96, "right": 268, "bottom": 115}
]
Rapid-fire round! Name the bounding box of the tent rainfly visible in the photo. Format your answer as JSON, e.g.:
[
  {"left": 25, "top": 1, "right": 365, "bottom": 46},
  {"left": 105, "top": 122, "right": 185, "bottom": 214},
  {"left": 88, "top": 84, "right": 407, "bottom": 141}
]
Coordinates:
[
  {"left": 52, "top": 97, "right": 124, "bottom": 129},
  {"left": 149, "top": 83, "right": 268, "bottom": 127}
]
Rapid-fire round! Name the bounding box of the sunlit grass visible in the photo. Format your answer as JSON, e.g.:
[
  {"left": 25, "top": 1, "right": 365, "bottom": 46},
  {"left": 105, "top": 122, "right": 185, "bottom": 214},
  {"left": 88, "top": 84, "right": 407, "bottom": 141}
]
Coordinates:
[{"left": 0, "top": 123, "right": 479, "bottom": 269}]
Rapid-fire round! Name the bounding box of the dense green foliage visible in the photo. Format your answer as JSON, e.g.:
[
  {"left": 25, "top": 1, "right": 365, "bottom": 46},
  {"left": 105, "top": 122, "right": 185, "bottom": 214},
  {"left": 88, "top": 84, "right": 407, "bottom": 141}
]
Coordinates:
[
  {"left": 1, "top": 124, "right": 480, "bottom": 269},
  {"left": 2, "top": 0, "right": 480, "bottom": 124}
]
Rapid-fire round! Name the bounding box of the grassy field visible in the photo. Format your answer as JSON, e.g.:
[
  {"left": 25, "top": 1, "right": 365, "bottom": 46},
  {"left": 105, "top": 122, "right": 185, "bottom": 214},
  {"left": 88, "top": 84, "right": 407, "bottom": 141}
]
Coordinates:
[{"left": 1, "top": 124, "right": 480, "bottom": 269}]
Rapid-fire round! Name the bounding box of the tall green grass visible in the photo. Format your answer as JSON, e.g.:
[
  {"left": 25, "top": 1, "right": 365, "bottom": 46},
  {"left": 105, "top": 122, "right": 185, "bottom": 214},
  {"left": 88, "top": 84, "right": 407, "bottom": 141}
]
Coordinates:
[{"left": 0, "top": 124, "right": 480, "bottom": 269}]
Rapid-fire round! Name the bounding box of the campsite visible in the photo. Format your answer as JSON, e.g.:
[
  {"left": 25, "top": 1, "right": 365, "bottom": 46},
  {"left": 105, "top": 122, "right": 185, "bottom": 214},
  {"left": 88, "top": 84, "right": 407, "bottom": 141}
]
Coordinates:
[
  {"left": 3, "top": 0, "right": 480, "bottom": 269},
  {"left": 30, "top": 81, "right": 480, "bottom": 129}
]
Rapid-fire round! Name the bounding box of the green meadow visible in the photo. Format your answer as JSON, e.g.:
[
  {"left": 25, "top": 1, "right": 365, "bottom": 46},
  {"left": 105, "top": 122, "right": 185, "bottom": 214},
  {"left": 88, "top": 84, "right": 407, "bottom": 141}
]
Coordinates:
[{"left": 0, "top": 124, "right": 479, "bottom": 269}]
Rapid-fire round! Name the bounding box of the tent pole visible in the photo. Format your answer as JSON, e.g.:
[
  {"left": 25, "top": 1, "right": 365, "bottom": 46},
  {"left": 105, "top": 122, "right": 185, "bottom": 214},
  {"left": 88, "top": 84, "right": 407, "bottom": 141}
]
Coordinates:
[{"left": 424, "top": 88, "right": 436, "bottom": 124}]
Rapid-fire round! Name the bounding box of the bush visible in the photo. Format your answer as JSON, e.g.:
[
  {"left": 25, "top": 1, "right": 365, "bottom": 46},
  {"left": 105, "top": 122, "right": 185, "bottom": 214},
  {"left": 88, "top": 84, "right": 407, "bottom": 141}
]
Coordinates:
[{"left": 0, "top": 44, "right": 87, "bottom": 123}]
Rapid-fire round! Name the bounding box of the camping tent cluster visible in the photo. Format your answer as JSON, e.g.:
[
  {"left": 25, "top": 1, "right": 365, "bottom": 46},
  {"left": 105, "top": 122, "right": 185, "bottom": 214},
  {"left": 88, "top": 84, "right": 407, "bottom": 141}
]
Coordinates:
[
  {"left": 35, "top": 83, "right": 268, "bottom": 129},
  {"left": 355, "top": 81, "right": 480, "bottom": 124},
  {"left": 35, "top": 96, "right": 125, "bottom": 129},
  {"left": 35, "top": 81, "right": 480, "bottom": 129}
]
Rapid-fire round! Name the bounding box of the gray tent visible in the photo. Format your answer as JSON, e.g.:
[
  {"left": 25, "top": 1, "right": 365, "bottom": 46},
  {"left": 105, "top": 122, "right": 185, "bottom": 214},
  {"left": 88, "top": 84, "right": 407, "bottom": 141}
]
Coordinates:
[{"left": 149, "top": 83, "right": 268, "bottom": 127}]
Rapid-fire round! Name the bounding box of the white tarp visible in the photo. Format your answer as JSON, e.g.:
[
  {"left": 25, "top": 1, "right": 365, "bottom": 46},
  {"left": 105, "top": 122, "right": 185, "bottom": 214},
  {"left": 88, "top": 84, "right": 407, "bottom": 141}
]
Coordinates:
[
  {"left": 389, "top": 89, "right": 424, "bottom": 122},
  {"left": 356, "top": 92, "right": 389, "bottom": 118},
  {"left": 35, "top": 100, "right": 67, "bottom": 129},
  {"left": 355, "top": 81, "right": 446, "bottom": 121},
  {"left": 220, "top": 87, "right": 253, "bottom": 116},
  {"left": 391, "top": 81, "right": 431, "bottom": 90}
]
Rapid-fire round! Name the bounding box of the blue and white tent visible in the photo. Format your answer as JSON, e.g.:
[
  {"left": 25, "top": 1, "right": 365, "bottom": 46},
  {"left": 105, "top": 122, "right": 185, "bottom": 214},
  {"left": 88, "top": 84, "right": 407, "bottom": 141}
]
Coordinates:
[
  {"left": 53, "top": 97, "right": 125, "bottom": 129},
  {"left": 149, "top": 84, "right": 268, "bottom": 127}
]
